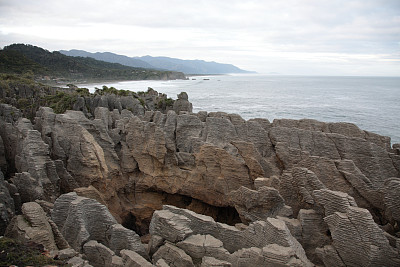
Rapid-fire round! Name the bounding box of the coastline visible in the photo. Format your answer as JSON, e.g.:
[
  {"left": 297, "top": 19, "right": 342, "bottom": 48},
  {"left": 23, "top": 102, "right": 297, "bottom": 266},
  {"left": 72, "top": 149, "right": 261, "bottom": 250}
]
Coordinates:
[
  {"left": 0, "top": 80, "right": 399, "bottom": 266},
  {"left": 77, "top": 75, "right": 400, "bottom": 144}
]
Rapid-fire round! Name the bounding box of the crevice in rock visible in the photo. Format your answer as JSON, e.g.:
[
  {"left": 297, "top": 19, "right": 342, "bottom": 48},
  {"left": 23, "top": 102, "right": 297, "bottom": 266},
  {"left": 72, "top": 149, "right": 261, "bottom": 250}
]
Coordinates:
[{"left": 120, "top": 190, "right": 242, "bottom": 236}]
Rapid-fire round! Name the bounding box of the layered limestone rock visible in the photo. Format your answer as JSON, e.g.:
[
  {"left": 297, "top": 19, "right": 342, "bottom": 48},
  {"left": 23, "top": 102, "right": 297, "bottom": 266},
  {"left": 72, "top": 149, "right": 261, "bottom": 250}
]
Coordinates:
[
  {"left": 0, "top": 171, "right": 14, "bottom": 235},
  {"left": 5, "top": 202, "right": 64, "bottom": 251},
  {"left": 51, "top": 192, "right": 148, "bottom": 260},
  {"left": 314, "top": 189, "right": 400, "bottom": 266},
  {"left": 149, "top": 205, "right": 314, "bottom": 266},
  {"left": 173, "top": 92, "right": 193, "bottom": 114},
  {"left": 1, "top": 90, "right": 400, "bottom": 266},
  {"left": 229, "top": 186, "right": 288, "bottom": 223}
]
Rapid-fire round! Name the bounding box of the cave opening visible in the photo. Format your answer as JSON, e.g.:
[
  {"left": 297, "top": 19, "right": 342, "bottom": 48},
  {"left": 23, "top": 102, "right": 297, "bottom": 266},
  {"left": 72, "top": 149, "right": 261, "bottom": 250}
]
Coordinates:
[{"left": 120, "top": 190, "right": 242, "bottom": 237}]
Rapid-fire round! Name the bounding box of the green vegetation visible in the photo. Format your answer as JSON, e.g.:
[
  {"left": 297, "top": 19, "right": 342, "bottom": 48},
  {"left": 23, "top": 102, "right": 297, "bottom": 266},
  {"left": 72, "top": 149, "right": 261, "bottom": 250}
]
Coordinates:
[
  {"left": 0, "top": 72, "right": 175, "bottom": 119},
  {"left": 0, "top": 44, "right": 185, "bottom": 83},
  {"left": 157, "top": 97, "right": 174, "bottom": 109},
  {"left": 138, "top": 98, "right": 146, "bottom": 107},
  {"left": 0, "top": 237, "right": 65, "bottom": 266},
  {"left": 45, "top": 91, "right": 78, "bottom": 114},
  {"left": 94, "top": 85, "right": 131, "bottom": 96},
  {"left": 75, "top": 87, "right": 90, "bottom": 97}
]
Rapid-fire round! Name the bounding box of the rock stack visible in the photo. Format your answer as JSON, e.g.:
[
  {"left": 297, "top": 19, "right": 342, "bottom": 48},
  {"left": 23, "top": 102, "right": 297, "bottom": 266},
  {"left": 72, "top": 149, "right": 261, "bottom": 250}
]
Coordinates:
[{"left": 0, "top": 88, "right": 399, "bottom": 266}]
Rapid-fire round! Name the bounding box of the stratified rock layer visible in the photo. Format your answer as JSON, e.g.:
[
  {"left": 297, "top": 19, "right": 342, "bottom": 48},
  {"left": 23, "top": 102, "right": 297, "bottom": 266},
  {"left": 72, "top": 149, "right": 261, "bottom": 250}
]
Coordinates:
[{"left": 1, "top": 89, "right": 400, "bottom": 266}]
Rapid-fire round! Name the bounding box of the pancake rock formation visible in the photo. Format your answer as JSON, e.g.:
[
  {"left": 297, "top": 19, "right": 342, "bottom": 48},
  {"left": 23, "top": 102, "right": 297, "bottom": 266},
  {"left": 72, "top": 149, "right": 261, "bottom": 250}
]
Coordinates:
[{"left": 0, "top": 88, "right": 400, "bottom": 266}]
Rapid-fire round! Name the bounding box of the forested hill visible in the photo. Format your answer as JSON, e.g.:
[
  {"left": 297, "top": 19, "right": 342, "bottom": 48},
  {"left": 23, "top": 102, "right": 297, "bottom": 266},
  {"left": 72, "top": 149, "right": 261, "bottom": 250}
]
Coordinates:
[
  {"left": 60, "top": 49, "right": 254, "bottom": 74},
  {"left": 0, "top": 44, "right": 185, "bottom": 82}
]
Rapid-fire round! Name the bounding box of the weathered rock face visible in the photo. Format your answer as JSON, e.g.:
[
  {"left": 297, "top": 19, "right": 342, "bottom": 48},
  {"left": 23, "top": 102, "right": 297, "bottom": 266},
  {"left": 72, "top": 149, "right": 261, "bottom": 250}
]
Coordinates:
[
  {"left": 149, "top": 205, "right": 313, "bottom": 267},
  {"left": 1, "top": 89, "right": 400, "bottom": 266},
  {"left": 0, "top": 171, "right": 15, "bottom": 235},
  {"left": 173, "top": 92, "right": 193, "bottom": 114},
  {"left": 229, "top": 186, "right": 287, "bottom": 223},
  {"left": 51, "top": 192, "right": 148, "bottom": 259},
  {"left": 5, "top": 202, "right": 63, "bottom": 251}
]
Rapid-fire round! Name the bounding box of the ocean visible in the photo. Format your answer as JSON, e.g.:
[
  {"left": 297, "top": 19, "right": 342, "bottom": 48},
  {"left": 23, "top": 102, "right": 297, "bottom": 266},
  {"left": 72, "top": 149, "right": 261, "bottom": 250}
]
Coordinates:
[{"left": 80, "top": 74, "right": 400, "bottom": 145}]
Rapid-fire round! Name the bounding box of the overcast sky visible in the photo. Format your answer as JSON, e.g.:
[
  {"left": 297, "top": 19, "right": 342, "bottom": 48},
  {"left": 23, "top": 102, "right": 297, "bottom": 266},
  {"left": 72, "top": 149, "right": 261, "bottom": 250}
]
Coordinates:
[{"left": 0, "top": 0, "right": 399, "bottom": 76}]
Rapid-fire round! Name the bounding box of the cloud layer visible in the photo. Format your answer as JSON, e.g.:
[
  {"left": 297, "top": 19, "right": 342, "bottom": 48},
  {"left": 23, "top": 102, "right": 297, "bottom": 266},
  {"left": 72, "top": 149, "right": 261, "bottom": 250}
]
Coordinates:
[{"left": 1, "top": 0, "right": 399, "bottom": 75}]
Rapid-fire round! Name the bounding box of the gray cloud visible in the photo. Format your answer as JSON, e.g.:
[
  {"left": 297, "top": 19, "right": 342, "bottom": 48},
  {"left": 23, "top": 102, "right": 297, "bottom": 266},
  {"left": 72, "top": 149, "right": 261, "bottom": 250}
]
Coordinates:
[{"left": 0, "top": 0, "right": 399, "bottom": 75}]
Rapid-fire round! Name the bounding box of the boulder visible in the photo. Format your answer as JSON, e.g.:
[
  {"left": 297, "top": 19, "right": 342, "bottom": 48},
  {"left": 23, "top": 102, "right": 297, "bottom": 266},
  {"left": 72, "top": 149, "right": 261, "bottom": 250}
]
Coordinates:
[
  {"left": 177, "top": 234, "right": 231, "bottom": 262},
  {"left": 51, "top": 192, "right": 117, "bottom": 251},
  {"left": 121, "top": 249, "right": 153, "bottom": 267},
  {"left": 108, "top": 223, "right": 148, "bottom": 259},
  {"left": 152, "top": 242, "right": 194, "bottom": 267},
  {"left": 173, "top": 92, "right": 193, "bottom": 114},
  {"left": 229, "top": 186, "right": 286, "bottom": 223},
  {"left": 83, "top": 240, "right": 114, "bottom": 267},
  {"left": 5, "top": 202, "right": 58, "bottom": 251}
]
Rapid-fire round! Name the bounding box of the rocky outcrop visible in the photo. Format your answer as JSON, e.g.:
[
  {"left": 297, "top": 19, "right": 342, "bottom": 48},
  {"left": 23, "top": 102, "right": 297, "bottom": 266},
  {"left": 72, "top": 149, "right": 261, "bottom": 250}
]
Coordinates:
[
  {"left": 0, "top": 171, "right": 14, "bottom": 235},
  {"left": 173, "top": 92, "right": 193, "bottom": 114},
  {"left": 149, "top": 205, "right": 313, "bottom": 266},
  {"left": 1, "top": 86, "right": 400, "bottom": 266},
  {"left": 83, "top": 240, "right": 115, "bottom": 267},
  {"left": 229, "top": 186, "right": 288, "bottom": 223},
  {"left": 5, "top": 202, "right": 62, "bottom": 251},
  {"left": 51, "top": 192, "right": 148, "bottom": 259}
]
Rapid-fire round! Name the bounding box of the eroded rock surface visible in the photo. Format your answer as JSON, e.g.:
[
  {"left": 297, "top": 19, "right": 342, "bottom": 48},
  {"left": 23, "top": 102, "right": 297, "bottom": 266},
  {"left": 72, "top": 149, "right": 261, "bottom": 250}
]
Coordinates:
[{"left": 1, "top": 88, "right": 400, "bottom": 266}]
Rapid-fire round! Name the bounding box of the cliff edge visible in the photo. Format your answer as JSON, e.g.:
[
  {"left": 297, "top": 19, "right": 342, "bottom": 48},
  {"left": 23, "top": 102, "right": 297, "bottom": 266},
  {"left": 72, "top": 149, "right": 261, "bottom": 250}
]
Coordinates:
[{"left": 1, "top": 80, "right": 400, "bottom": 266}]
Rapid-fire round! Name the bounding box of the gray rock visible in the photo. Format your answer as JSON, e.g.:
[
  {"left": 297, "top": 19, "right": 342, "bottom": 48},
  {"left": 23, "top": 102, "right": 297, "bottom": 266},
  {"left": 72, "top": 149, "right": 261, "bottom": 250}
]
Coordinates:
[
  {"left": 176, "top": 114, "right": 203, "bottom": 153},
  {"left": 314, "top": 189, "right": 357, "bottom": 216},
  {"left": 315, "top": 245, "right": 346, "bottom": 267},
  {"left": 177, "top": 234, "right": 231, "bottom": 262},
  {"left": 67, "top": 256, "right": 93, "bottom": 267},
  {"left": 13, "top": 120, "right": 60, "bottom": 202},
  {"left": 0, "top": 171, "right": 14, "bottom": 235},
  {"left": 297, "top": 209, "right": 330, "bottom": 264},
  {"left": 152, "top": 242, "right": 194, "bottom": 267},
  {"left": 111, "top": 255, "right": 124, "bottom": 267},
  {"left": 173, "top": 92, "right": 193, "bottom": 114},
  {"left": 48, "top": 218, "right": 70, "bottom": 249},
  {"left": 108, "top": 223, "right": 148, "bottom": 259},
  {"left": 148, "top": 234, "right": 165, "bottom": 256},
  {"left": 277, "top": 167, "right": 326, "bottom": 217},
  {"left": 201, "top": 256, "right": 231, "bottom": 267},
  {"left": 83, "top": 240, "right": 114, "bottom": 267},
  {"left": 0, "top": 135, "right": 7, "bottom": 173},
  {"left": 5, "top": 202, "right": 58, "bottom": 251},
  {"left": 204, "top": 117, "right": 237, "bottom": 148},
  {"left": 384, "top": 178, "right": 400, "bottom": 224},
  {"left": 149, "top": 209, "right": 193, "bottom": 243},
  {"left": 154, "top": 205, "right": 312, "bottom": 265},
  {"left": 0, "top": 103, "right": 21, "bottom": 123},
  {"left": 155, "top": 258, "right": 170, "bottom": 267},
  {"left": 57, "top": 248, "right": 78, "bottom": 260},
  {"left": 229, "top": 186, "right": 286, "bottom": 223},
  {"left": 324, "top": 206, "right": 400, "bottom": 267},
  {"left": 120, "top": 249, "right": 153, "bottom": 267},
  {"left": 52, "top": 192, "right": 117, "bottom": 252},
  {"left": 336, "top": 159, "right": 384, "bottom": 210}
]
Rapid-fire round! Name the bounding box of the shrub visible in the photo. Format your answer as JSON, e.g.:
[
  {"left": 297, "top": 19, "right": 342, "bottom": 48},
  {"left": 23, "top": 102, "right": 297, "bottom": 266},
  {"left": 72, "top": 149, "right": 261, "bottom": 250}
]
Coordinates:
[{"left": 0, "top": 237, "right": 64, "bottom": 266}]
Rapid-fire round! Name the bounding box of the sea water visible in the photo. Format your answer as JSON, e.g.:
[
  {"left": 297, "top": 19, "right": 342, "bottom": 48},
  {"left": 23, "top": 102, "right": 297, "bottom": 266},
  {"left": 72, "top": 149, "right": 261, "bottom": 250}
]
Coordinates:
[{"left": 79, "top": 74, "right": 400, "bottom": 144}]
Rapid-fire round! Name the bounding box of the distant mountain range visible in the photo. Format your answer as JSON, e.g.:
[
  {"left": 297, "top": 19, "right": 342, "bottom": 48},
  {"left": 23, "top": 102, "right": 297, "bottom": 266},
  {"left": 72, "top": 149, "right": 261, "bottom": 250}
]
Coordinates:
[
  {"left": 60, "top": 49, "right": 253, "bottom": 75},
  {"left": 0, "top": 44, "right": 185, "bottom": 81}
]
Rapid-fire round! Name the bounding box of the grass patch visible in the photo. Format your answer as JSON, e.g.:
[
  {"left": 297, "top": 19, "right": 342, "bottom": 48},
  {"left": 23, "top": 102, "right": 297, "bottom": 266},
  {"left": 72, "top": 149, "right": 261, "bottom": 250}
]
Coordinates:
[{"left": 0, "top": 237, "right": 65, "bottom": 266}]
